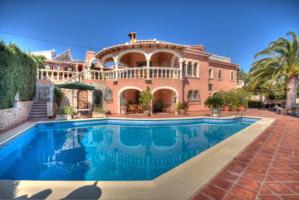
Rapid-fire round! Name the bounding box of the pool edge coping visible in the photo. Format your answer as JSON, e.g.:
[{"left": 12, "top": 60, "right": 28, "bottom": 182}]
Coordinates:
[{"left": 0, "top": 116, "right": 275, "bottom": 200}]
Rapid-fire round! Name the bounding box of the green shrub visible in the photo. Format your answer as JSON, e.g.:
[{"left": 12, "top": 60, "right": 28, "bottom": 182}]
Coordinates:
[
  {"left": 54, "top": 87, "right": 63, "bottom": 108},
  {"left": 204, "top": 94, "right": 224, "bottom": 109},
  {"left": 59, "top": 106, "right": 74, "bottom": 115},
  {"left": 139, "top": 87, "right": 154, "bottom": 110},
  {"left": 0, "top": 41, "right": 42, "bottom": 109},
  {"left": 93, "top": 106, "right": 104, "bottom": 113},
  {"left": 176, "top": 102, "right": 187, "bottom": 110},
  {"left": 213, "top": 89, "right": 251, "bottom": 110}
]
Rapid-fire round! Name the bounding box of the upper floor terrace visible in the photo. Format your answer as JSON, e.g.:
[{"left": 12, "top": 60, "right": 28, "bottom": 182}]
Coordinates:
[{"left": 37, "top": 32, "right": 238, "bottom": 83}]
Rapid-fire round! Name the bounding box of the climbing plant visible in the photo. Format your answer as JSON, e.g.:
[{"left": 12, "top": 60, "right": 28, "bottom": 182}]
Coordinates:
[{"left": 0, "top": 41, "right": 44, "bottom": 109}]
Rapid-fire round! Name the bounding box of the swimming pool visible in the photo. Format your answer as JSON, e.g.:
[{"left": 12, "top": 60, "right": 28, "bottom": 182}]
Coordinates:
[{"left": 0, "top": 117, "right": 257, "bottom": 181}]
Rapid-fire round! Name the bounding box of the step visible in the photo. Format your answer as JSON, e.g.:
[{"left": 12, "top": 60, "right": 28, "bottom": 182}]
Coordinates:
[
  {"left": 33, "top": 104, "right": 47, "bottom": 107},
  {"left": 31, "top": 108, "right": 47, "bottom": 111},
  {"left": 30, "top": 112, "right": 47, "bottom": 115}
]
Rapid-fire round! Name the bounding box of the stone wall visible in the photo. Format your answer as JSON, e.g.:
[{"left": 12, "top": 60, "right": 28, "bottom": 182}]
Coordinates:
[{"left": 0, "top": 101, "right": 33, "bottom": 132}]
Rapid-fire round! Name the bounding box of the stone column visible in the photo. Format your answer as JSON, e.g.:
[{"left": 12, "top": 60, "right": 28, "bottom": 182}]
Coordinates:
[
  {"left": 114, "top": 56, "right": 118, "bottom": 81},
  {"left": 146, "top": 59, "right": 150, "bottom": 80},
  {"left": 179, "top": 60, "right": 183, "bottom": 80}
]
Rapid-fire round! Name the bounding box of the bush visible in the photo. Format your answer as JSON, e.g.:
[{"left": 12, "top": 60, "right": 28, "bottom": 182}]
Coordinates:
[
  {"left": 176, "top": 102, "right": 187, "bottom": 110},
  {"left": 93, "top": 106, "right": 104, "bottom": 113},
  {"left": 213, "top": 89, "right": 251, "bottom": 110},
  {"left": 59, "top": 106, "right": 74, "bottom": 115},
  {"left": 139, "top": 87, "right": 153, "bottom": 110},
  {"left": 0, "top": 41, "right": 42, "bottom": 109},
  {"left": 54, "top": 87, "right": 63, "bottom": 108},
  {"left": 204, "top": 93, "right": 224, "bottom": 109}
]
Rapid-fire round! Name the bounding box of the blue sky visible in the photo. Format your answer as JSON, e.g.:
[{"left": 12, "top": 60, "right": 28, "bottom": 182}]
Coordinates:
[{"left": 0, "top": 0, "right": 298, "bottom": 71}]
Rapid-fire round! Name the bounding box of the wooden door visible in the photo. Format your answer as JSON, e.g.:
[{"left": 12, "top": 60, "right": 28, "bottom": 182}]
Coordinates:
[{"left": 77, "top": 90, "right": 88, "bottom": 109}]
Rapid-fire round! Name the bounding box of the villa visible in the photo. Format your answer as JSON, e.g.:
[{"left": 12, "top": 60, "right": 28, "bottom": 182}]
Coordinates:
[{"left": 35, "top": 32, "right": 238, "bottom": 116}]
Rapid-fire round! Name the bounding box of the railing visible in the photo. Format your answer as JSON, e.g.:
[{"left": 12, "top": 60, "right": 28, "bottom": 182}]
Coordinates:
[
  {"left": 37, "top": 69, "right": 77, "bottom": 81},
  {"left": 209, "top": 55, "right": 231, "bottom": 63},
  {"left": 37, "top": 67, "right": 182, "bottom": 82}
]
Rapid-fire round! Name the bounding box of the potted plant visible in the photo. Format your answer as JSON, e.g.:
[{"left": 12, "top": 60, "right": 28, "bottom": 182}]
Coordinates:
[
  {"left": 56, "top": 106, "right": 74, "bottom": 120},
  {"left": 139, "top": 87, "right": 154, "bottom": 116},
  {"left": 120, "top": 97, "right": 128, "bottom": 114},
  {"left": 204, "top": 93, "right": 224, "bottom": 117},
  {"left": 176, "top": 102, "right": 186, "bottom": 115},
  {"left": 236, "top": 89, "right": 251, "bottom": 111},
  {"left": 92, "top": 106, "right": 105, "bottom": 118}
]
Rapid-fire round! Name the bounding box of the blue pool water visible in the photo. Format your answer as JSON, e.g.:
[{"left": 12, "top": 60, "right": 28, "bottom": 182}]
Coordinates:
[{"left": 0, "top": 117, "right": 257, "bottom": 181}]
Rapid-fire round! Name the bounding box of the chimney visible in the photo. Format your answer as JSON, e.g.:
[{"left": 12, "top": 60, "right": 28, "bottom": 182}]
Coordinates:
[{"left": 128, "top": 32, "right": 137, "bottom": 43}]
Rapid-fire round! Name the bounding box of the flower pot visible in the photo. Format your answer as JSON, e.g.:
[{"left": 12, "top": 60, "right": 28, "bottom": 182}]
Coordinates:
[
  {"left": 92, "top": 112, "right": 105, "bottom": 118},
  {"left": 120, "top": 106, "right": 127, "bottom": 114},
  {"left": 211, "top": 108, "right": 220, "bottom": 117},
  {"left": 223, "top": 105, "right": 229, "bottom": 111},
  {"left": 239, "top": 105, "right": 246, "bottom": 111},
  {"left": 144, "top": 110, "right": 150, "bottom": 116},
  {"left": 179, "top": 109, "right": 185, "bottom": 115},
  {"left": 56, "top": 114, "right": 71, "bottom": 120}
]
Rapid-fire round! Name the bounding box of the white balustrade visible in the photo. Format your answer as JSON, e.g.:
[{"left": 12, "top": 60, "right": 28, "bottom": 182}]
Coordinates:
[
  {"left": 37, "top": 67, "right": 182, "bottom": 82},
  {"left": 37, "top": 69, "right": 77, "bottom": 81}
]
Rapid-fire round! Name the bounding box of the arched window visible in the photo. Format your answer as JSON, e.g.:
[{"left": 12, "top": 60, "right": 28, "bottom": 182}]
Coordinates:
[
  {"left": 209, "top": 68, "right": 213, "bottom": 79},
  {"left": 217, "top": 69, "right": 222, "bottom": 80},
  {"left": 182, "top": 62, "right": 186, "bottom": 76},
  {"left": 187, "top": 62, "right": 192, "bottom": 76},
  {"left": 230, "top": 71, "right": 234, "bottom": 81},
  {"left": 187, "top": 90, "right": 200, "bottom": 101},
  {"left": 193, "top": 63, "right": 198, "bottom": 77}
]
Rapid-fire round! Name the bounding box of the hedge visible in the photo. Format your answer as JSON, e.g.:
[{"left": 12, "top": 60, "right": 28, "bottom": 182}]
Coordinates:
[{"left": 0, "top": 41, "right": 44, "bottom": 109}]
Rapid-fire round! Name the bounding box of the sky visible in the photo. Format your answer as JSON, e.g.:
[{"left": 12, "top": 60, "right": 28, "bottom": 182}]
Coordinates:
[{"left": 0, "top": 0, "right": 298, "bottom": 71}]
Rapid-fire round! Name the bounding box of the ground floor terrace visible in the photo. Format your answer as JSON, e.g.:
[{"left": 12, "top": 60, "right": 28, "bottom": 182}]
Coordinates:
[{"left": 0, "top": 109, "right": 298, "bottom": 199}]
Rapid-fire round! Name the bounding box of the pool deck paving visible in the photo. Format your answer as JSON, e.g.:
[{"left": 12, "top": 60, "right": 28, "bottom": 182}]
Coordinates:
[{"left": 192, "top": 109, "right": 299, "bottom": 200}]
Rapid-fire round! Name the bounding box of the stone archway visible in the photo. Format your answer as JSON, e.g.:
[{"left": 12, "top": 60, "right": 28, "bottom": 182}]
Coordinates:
[{"left": 152, "top": 86, "right": 179, "bottom": 113}]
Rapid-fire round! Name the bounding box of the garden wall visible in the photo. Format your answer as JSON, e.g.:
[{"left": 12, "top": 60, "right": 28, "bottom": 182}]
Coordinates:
[{"left": 0, "top": 101, "right": 33, "bottom": 132}]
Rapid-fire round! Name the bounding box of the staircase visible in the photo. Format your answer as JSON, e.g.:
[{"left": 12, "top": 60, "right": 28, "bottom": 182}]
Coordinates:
[{"left": 29, "top": 100, "right": 48, "bottom": 120}]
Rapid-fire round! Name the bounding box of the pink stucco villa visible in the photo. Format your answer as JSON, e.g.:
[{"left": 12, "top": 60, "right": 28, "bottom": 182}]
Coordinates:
[{"left": 36, "top": 32, "right": 238, "bottom": 116}]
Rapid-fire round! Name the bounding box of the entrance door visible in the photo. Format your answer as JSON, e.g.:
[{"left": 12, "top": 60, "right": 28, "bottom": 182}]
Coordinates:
[{"left": 77, "top": 90, "right": 88, "bottom": 109}]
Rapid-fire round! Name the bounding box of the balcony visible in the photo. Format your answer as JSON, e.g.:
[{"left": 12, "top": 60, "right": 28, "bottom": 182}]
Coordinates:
[
  {"left": 37, "top": 67, "right": 182, "bottom": 82},
  {"left": 37, "top": 69, "right": 78, "bottom": 82}
]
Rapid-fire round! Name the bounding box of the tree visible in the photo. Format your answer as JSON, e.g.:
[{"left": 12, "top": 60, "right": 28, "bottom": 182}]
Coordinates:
[
  {"left": 139, "top": 87, "right": 153, "bottom": 111},
  {"left": 248, "top": 32, "right": 299, "bottom": 112}
]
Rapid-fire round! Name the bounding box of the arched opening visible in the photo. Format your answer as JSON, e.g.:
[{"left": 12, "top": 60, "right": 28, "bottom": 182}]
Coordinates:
[
  {"left": 186, "top": 62, "right": 192, "bottom": 76},
  {"left": 119, "top": 88, "right": 142, "bottom": 114},
  {"left": 93, "top": 90, "right": 103, "bottom": 109},
  {"left": 119, "top": 52, "right": 147, "bottom": 68},
  {"left": 150, "top": 52, "right": 179, "bottom": 68},
  {"left": 89, "top": 58, "right": 98, "bottom": 69},
  {"left": 152, "top": 88, "right": 178, "bottom": 113},
  {"left": 102, "top": 57, "right": 116, "bottom": 69},
  {"left": 209, "top": 68, "right": 214, "bottom": 79},
  {"left": 193, "top": 62, "right": 199, "bottom": 77}
]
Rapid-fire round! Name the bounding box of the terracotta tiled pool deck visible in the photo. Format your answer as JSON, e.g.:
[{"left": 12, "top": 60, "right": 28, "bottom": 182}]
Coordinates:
[{"left": 193, "top": 109, "right": 299, "bottom": 200}]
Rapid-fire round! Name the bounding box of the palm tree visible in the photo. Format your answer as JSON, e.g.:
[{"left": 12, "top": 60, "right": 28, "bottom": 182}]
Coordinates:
[{"left": 248, "top": 32, "right": 299, "bottom": 112}]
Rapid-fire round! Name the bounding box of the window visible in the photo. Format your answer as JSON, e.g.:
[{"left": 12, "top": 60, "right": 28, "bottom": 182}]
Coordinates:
[
  {"left": 208, "top": 68, "right": 213, "bottom": 79},
  {"left": 193, "top": 63, "right": 198, "bottom": 77},
  {"left": 182, "top": 62, "right": 186, "bottom": 76},
  {"left": 217, "top": 69, "right": 222, "bottom": 80},
  {"left": 230, "top": 71, "right": 234, "bottom": 81},
  {"left": 188, "top": 90, "right": 200, "bottom": 101},
  {"left": 208, "top": 83, "right": 213, "bottom": 91},
  {"left": 187, "top": 62, "right": 192, "bottom": 76}
]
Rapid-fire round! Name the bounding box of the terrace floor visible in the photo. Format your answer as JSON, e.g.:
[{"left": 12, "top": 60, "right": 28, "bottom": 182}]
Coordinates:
[{"left": 192, "top": 109, "right": 299, "bottom": 200}]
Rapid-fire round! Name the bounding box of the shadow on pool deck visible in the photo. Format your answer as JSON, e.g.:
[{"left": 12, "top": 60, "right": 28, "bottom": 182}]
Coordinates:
[{"left": 0, "top": 181, "right": 102, "bottom": 200}]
